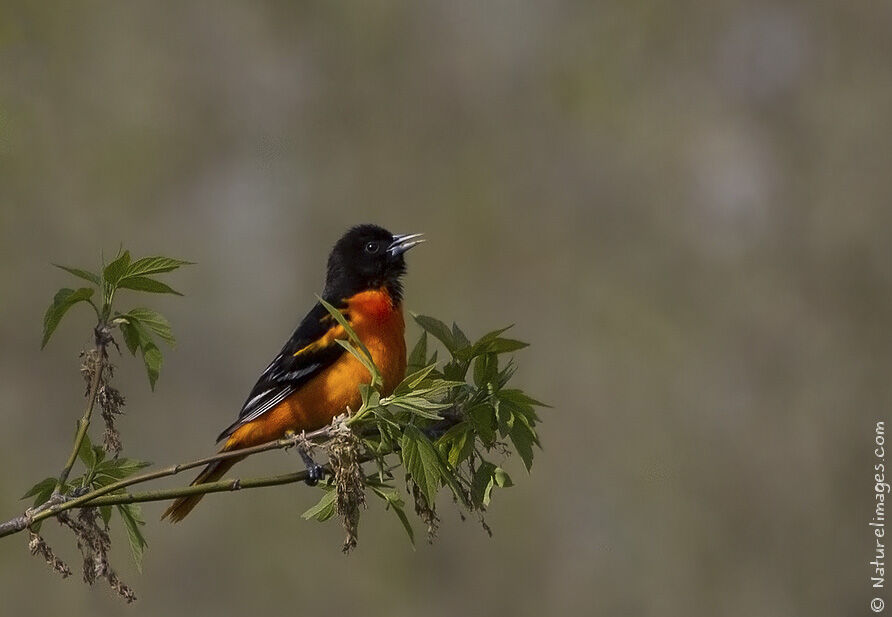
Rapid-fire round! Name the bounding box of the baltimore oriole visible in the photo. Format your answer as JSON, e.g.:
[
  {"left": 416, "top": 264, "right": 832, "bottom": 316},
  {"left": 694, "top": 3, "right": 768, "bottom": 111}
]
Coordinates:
[{"left": 162, "top": 224, "right": 424, "bottom": 522}]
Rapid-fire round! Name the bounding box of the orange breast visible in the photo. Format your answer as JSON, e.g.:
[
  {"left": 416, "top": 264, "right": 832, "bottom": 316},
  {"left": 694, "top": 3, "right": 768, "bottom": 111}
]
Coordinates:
[{"left": 226, "top": 290, "right": 406, "bottom": 448}]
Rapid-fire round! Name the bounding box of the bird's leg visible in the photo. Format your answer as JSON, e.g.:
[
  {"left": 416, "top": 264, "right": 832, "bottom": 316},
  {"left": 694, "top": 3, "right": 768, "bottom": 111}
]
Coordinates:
[{"left": 285, "top": 430, "right": 324, "bottom": 486}]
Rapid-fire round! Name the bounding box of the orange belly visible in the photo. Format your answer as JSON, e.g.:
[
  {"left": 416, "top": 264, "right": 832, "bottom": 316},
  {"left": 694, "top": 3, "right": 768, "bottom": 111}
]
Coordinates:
[{"left": 225, "top": 290, "right": 406, "bottom": 448}]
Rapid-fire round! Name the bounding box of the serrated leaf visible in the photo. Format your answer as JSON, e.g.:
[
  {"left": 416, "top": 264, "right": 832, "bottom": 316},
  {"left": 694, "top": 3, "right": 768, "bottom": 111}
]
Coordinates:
[
  {"left": 95, "top": 458, "right": 151, "bottom": 480},
  {"left": 41, "top": 287, "right": 95, "bottom": 348},
  {"left": 117, "top": 276, "right": 182, "bottom": 295},
  {"left": 118, "top": 320, "right": 140, "bottom": 355},
  {"left": 411, "top": 314, "right": 456, "bottom": 353},
  {"left": 401, "top": 425, "right": 442, "bottom": 507},
  {"left": 103, "top": 250, "right": 132, "bottom": 286},
  {"left": 125, "top": 256, "right": 193, "bottom": 278},
  {"left": 123, "top": 308, "right": 175, "bottom": 345},
  {"left": 100, "top": 505, "right": 113, "bottom": 526},
  {"left": 53, "top": 264, "right": 100, "bottom": 285},
  {"left": 301, "top": 487, "right": 337, "bottom": 521},
  {"left": 117, "top": 503, "right": 147, "bottom": 572}
]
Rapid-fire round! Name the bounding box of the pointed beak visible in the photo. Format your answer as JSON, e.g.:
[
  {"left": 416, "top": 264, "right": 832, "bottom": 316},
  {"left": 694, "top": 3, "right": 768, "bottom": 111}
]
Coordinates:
[{"left": 387, "top": 232, "right": 425, "bottom": 256}]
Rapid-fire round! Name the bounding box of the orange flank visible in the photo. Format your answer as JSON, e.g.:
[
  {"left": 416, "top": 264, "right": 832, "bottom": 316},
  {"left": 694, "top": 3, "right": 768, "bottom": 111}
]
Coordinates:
[
  {"left": 161, "top": 289, "right": 406, "bottom": 523},
  {"left": 225, "top": 290, "right": 406, "bottom": 449}
]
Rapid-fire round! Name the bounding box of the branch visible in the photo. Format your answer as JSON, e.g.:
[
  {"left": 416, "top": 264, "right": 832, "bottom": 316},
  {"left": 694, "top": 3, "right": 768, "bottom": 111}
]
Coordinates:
[
  {"left": 0, "top": 423, "right": 346, "bottom": 538},
  {"left": 0, "top": 411, "right": 462, "bottom": 539}
]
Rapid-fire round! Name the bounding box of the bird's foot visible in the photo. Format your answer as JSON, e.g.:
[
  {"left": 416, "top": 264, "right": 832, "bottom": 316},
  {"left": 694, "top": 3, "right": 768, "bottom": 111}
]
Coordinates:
[{"left": 298, "top": 445, "right": 324, "bottom": 486}]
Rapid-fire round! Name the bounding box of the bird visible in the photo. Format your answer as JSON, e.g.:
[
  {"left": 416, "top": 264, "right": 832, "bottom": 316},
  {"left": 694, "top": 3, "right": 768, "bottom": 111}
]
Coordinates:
[{"left": 162, "top": 224, "right": 424, "bottom": 522}]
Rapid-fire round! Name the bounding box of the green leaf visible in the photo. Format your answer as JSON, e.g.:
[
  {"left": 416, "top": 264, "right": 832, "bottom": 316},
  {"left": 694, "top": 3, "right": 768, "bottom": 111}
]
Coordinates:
[
  {"left": 475, "top": 325, "right": 514, "bottom": 347},
  {"left": 21, "top": 477, "right": 56, "bottom": 501},
  {"left": 103, "top": 250, "right": 132, "bottom": 286},
  {"left": 142, "top": 341, "right": 162, "bottom": 390},
  {"left": 391, "top": 397, "right": 448, "bottom": 420},
  {"left": 400, "top": 425, "right": 442, "bottom": 507},
  {"left": 486, "top": 338, "right": 529, "bottom": 354},
  {"left": 411, "top": 314, "right": 456, "bottom": 353},
  {"left": 370, "top": 486, "right": 415, "bottom": 546},
  {"left": 443, "top": 359, "right": 470, "bottom": 382},
  {"left": 99, "top": 505, "right": 113, "bottom": 526},
  {"left": 509, "top": 421, "right": 536, "bottom": 472},
  {"left": 498, "top": 388, "right": 551, "bottom": 409},
  {"left": 122, "top": 308, "right": 175, "bottom": 345},
  {"left": 94, "top": 458, "right": 151, "bottom": 480},
  {"left": 77, "top": 432, "right": 96, "bottom": 469},
  {"left": 117, "top": 503, "right": 148, "bottom": 572},
  {"left": 473, "top": 353, "right": 498, "bottom": 388},
  {"left": 496, "top": 359, "right": 518, "bottom": 389},
  {"left": 301, "top": 487, "right": 337, "bottom": 521},
  {"left": 493, "top": 467, "right": 513, "bottom": 488},
  {"left": 437, "top": 423, "right": 474, "bottom": 468},
  {"left": 393, "top": 363, "right": 438, "bottom": 396},
  {"left": 452, "top": 326, "right": 515, "bottom": 360},
  {"left": 41, "top": 287, "right": 95, "bottom": 348},
  {"left": 53, "top": 264, "right": 100, "bottom": 285},
  {"left": 407, "top": 331, "right": 428, "bottom": 373},
  {"left": 21, "top": 477, "right": 57, "bottom": 531},
  {"left": 117, "top": 276, "right": 182, "bottom": 295},
  {"left": 451, "top": 322, "right": 470, "bottom": 350},
  {"left": 125, "top": 256, "right": 193, "bottom": 278},
  {"left": 467, "top": 403, "right": 496, "bottom": 445},
  {"left": 471, "top": 461, "right": 496, "bottom": 507},
  {"left": 118, "top": 314, "right": 165, "bottom": 388},
  {"left": 119, "top": 320, "right": 141, "bottom": 355}
]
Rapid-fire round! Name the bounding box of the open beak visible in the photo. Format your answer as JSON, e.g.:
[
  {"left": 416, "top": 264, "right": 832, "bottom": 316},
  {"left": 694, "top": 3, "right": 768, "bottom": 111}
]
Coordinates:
[{"left": 387, "top": 232, "right": 425, "bottom": 256}]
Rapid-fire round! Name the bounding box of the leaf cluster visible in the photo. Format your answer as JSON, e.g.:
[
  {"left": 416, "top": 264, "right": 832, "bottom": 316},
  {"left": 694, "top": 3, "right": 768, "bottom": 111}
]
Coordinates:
[
  {"left": 44, "top": 251, "right": 191, "bottom": 388},
  {"left": 23, "top": 433, "right": 151, "bottom": 570},
  {"left": 302, "top": 310, "right": 547, "bottom": 547}
]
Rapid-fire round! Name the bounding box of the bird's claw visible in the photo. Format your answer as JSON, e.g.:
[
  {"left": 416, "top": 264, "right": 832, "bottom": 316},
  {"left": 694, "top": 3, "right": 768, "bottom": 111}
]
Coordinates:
[{"left": 297, "top": 443, "right": 324, "bottom": 486}]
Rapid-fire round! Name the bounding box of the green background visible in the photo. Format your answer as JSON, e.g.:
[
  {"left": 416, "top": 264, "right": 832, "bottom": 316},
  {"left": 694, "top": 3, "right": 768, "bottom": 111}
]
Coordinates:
[{"left": 0, "top": 2, "right": 888, "bottom": 615}]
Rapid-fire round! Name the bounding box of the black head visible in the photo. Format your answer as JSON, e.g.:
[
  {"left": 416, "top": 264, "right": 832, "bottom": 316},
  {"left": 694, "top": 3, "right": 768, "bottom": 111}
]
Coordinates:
[{"left": 322, "top": 224, "right": 424, "bottom": 303}]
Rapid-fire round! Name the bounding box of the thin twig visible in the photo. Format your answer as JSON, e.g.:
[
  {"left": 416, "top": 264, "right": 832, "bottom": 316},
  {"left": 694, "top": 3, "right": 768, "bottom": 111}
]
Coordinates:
[
  {"left": 54, "top": 331, "right": 107, "bottom": 496},
  {"left": 0, "top": 426, "right": 332, "bottom": 538}
]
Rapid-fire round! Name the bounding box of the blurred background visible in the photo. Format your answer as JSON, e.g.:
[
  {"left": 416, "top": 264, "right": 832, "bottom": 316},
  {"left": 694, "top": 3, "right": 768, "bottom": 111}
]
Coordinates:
[{"left": 0, "top": 2, "right": 889, "bottom": 615}]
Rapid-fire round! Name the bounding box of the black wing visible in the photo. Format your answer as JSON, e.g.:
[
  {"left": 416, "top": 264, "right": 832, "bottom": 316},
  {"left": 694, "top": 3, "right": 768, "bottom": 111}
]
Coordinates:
[{"left": 216, "top": 301, "right": 347, "bottom": 442}]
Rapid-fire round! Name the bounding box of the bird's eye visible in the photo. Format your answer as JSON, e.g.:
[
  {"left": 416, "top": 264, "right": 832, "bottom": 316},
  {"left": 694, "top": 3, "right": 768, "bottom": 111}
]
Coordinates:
[{"left": 365, "top": 242, "right": 379, "bottom": 254}]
